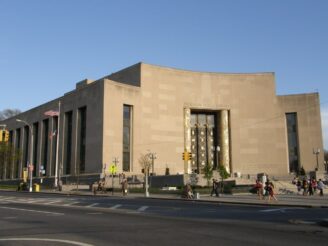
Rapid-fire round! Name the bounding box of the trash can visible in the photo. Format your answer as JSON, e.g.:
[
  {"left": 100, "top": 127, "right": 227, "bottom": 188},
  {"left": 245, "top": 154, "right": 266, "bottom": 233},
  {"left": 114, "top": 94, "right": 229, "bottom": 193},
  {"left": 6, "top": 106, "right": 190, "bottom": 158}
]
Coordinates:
[{"left": 33, "top": 183, "right": 40, "bottom": 192}]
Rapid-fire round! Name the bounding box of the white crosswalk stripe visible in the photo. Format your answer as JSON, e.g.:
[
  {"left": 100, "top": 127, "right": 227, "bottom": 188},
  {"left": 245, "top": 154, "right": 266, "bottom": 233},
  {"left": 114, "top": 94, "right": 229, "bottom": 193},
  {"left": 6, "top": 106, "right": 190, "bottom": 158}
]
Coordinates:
[
  {"left": 110, "top": 204, "right": 122, "bottom": 209},
  {"left": 63, "top": 202, "right": 79, "bottom": 206},
  {"left": 86, "top": 203, "right": 99, "bottom": 207},
  {"left": 137, "top": 206, "right": 149, "bottom": 212}
]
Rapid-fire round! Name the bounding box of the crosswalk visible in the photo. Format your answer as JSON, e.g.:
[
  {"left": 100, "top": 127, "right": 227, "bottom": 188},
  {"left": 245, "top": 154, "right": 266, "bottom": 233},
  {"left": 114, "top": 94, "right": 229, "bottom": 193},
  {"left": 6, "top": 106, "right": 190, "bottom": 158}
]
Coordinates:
[{"left": 0, "top": 195, "right": 150, "bottom": 213}]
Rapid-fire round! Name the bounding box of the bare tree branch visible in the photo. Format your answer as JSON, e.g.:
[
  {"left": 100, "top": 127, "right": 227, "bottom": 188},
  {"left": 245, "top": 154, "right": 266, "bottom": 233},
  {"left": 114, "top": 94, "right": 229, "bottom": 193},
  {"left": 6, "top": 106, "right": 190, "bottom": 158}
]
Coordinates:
[{"left": 0, "top": 109, "right": 21, "bottom": 120}]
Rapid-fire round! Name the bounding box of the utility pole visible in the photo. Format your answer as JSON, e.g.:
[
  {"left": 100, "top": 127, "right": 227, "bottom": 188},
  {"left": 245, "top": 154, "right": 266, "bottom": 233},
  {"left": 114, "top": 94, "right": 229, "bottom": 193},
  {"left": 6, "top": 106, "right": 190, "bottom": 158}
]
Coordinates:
[
  {"left": 112, "top": 157, "right": 119, "bottom": 195},
  {"left": 313, "top": 148, "right": 320, "bottom": 171},
  {"left": 16, "top": 119, "right": 33, "bottom": 192},
  {"left": 148, "top": 151, "right": 157, "bottom": 175}
]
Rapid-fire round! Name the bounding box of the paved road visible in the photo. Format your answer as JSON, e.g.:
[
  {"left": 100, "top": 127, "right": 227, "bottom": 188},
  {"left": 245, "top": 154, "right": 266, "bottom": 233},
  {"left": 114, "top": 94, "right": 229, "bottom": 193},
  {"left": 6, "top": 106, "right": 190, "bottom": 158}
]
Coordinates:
[
  {"left": 0, "top": 191, "right": 328, "bottom": 245},
  {"left": 1, "top": 191, "right": 327, "bottom": 224}
]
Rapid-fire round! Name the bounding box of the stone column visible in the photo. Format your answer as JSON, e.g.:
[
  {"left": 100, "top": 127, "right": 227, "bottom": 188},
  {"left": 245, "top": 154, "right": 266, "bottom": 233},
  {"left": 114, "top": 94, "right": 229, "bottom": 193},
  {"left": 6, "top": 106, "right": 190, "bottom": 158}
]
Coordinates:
[
  {"left": 220, "top": 110, "right": 230, "bottom": 174},
  {"left": 184, "top": 108, "right": 191, "bottom": 174}
]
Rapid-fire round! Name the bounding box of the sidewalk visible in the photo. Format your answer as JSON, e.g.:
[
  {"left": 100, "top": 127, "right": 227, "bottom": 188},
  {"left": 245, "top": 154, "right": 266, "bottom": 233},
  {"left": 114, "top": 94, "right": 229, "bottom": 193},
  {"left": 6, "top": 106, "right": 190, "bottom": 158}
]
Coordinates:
[
  {"left": 2, "top": 187, "right": 328, "bottom": 208},
  {"left": 35, "top": 188, "right": 328, "bottom": 208}
]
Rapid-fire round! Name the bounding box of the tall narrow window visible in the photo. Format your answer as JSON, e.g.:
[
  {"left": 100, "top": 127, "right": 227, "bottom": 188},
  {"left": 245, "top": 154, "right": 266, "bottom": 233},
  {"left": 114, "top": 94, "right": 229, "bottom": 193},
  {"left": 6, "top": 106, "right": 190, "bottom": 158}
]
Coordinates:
[
  {"left": 15, "top": 129, "right": 21, "bottom": 178},
  {"left": 33, "top": 122, "right": 39, "bottom": 177},
  {"left": 78, "top": 107, "right": 87, "bottom": 174},
  {"left": 123, "top": 105, "right": 132, "bottom": 172},
  {"left": 286, "top": 113, "right": 299, "bottom": 173},
  {"left": 42, "top": 119, "right": 49, "bottom": 175},
  {"left": 6, "top": 131, "right": 13, "bottom": 179},
  {"left": 23, "top": 126, "right": 29, "bottom": 167},
  {"left": 64, "top": 111, "right": 73, "bottom": 175}
]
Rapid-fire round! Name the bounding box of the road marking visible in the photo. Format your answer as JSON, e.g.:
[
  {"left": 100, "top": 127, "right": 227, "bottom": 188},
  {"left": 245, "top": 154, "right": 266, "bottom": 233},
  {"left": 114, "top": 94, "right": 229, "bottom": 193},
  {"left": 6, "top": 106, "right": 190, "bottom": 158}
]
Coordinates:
[
  {"left": 259, "top": 208, "right": 305, "bottom": 213},
  {"left": 44, "top": 200, "right": 62, "bottom": 205},
  {"left": 0, "top": 238, "right": 94, "bottom": 246},
  {"left": 26, "top": 199, "right": 39, "bottom": 203},
  {"left": 0, "top": 206, "right": 64, "bottom": 215},
  {"left": 64, "top": 202, "right": 79, "bottom": 206},
  {"left": 0, "top": 196, "right": 15, "bottom": 200},
  {"left": 110, "top": 204, "right": 122, "bottom": 209},
  {"left": 137, "top": 206, "right": 149, "bottom": 212},
  {"left": 86, "top": 203, "right": 99, "bottom": 207}
]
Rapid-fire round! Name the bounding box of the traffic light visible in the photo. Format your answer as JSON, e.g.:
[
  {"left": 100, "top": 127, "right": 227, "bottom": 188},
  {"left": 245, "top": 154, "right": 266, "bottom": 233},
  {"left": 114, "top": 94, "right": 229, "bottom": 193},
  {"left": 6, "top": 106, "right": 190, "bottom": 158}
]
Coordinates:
[
  {"left": 0, "top": 130, "right": 3, "bottom": 142},
  {"left": 4, "top": 130, "right": 9, "bottom": 142},
  {"left": 182, "top": 152, "right": 192, "bottom": 161}
]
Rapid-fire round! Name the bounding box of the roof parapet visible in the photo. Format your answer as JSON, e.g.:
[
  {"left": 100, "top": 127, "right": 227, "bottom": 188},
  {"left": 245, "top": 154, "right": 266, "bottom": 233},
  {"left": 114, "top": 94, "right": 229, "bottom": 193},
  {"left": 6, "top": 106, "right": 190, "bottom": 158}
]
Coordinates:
[{"left": 76, "top": 79, "right": 94, "bottom": 89}]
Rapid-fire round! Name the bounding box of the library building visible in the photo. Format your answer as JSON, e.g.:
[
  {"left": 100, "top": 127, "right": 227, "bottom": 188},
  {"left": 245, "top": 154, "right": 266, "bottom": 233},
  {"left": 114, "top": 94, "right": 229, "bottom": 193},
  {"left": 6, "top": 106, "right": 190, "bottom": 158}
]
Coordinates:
[{"left": 0, "top": 62, "right": 324, "bottom": 184}]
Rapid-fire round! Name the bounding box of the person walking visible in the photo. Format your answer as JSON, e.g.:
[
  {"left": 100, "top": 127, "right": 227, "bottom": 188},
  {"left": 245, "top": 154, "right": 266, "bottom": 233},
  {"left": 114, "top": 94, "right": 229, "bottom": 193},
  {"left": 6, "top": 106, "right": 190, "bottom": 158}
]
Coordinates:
[
  {"left": 302, "top": 178, "right": 308, "bottom": 196},
  {"left": 121, "top": 175, "right": 128, "bottom": 196},
  {"left": 255, "top": 179, "right": 264, "bottom": 200},
  {"left": 211, "top": 179, "right": 219, "bottom": 197},
  {"left": 308, "top": 179, "right": 314, "bottom": 196},
  {"left": 267, "top": 182, "right": 278, "bottom": 202},
  {"left": 296, "top": 179, "right": 302, "bottom": 195},
  {"left": 317, "top": 179, "right": 325, "bottom": 196}
]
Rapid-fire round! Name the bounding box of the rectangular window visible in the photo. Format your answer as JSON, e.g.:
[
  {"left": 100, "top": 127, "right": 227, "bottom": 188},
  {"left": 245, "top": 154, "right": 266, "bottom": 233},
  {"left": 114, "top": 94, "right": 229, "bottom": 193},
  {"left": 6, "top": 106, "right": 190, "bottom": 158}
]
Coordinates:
[
  {"left": 42, "top": 119, "right": 49, "bottom": 175},
  {"left": 78, "top": 107, "right": 87, "bottom": 174},
  {"left": 33, "top": 122, "right": 39, "bottom": 177},
  {"left": 122, "top": 105, "right": 132, "bottom": 172},
  {"left": 64, "top": 111, "right": 73, "bottom": 175},
  {"left": 23, "top": 126, "right": 29, "bottom": 167},
  {"left": 6, "top": 130, "right": 13, "bottom": 179},
  {"left": 286, "top": 113, "right": 299, "bottom": 173}
]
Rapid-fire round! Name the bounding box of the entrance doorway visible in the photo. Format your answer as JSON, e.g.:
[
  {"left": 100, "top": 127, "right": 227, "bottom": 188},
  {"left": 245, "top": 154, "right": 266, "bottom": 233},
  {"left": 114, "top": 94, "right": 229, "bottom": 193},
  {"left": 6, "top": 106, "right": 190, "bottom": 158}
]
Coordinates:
[{"left": 190, "top": 112, "right": 219, "bottom": 173}]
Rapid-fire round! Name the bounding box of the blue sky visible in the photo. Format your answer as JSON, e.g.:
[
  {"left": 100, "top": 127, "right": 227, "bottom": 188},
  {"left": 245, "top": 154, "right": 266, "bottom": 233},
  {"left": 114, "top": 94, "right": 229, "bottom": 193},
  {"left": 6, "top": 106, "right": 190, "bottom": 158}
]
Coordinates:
[{"left": 1, "top": 0, "right": 327, "bottom": 148}]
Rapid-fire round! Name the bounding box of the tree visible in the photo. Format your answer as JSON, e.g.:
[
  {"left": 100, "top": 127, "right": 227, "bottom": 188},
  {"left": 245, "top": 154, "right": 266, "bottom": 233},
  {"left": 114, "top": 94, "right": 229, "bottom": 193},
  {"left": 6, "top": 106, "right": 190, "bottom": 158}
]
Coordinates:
[
  {"left": 0, "top": 109, "right": 21, "bottom": 121},
  {"left": 218, "top": 165, "right": 230, "bottom": 193},
  {"left": 138, "top": 153, "right": 152, "bottom": 196},
  {"left": 0, "top": 142, "right": 21, "bottom": 179},
  {"left": 203, "top": 163, "right": 213, "bottom": 187}
]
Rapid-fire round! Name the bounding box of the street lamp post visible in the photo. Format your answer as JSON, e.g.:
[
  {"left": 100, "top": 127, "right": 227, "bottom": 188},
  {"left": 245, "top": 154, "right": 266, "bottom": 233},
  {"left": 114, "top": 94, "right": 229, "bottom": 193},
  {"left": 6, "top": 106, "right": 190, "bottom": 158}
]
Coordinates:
[
  {"left": 216, "top": 146, "right": 220, "bottom": 169},
  {"left": 313, "top": 148, "right": 320, "bottom": 171},
  {"left": 16, "top": 119, "right": 33, "bottom": 192}
]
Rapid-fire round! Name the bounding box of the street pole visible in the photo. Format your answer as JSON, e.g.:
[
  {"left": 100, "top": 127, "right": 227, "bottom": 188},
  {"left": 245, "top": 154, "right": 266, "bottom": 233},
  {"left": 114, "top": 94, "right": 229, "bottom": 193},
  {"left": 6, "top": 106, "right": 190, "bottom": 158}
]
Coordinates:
[
  {"left": 145, "top": 167, "right": 149, "bottom": 197},
  {"left": 313, "top": 148, "right": 320, "bottom": 171},
  {"left": 55, "top": 100, "right": 61, "bottom": 188},
  {"left": 112, "top": 157, "right": 119, "bottom": 195},
  {"left": 16, "top": 119, "right": 33, "bottom": 192}
]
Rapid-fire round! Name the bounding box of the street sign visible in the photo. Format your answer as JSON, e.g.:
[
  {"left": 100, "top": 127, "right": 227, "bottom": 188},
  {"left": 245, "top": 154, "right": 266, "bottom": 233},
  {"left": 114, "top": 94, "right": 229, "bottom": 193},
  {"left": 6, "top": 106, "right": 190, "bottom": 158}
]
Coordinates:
[{"left": 109, "top": 164, "right": 117, "bottom": 174}]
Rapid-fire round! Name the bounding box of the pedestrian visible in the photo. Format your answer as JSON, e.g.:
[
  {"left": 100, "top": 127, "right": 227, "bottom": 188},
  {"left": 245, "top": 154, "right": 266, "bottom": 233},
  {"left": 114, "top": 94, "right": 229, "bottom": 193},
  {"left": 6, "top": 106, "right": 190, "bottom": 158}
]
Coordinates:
[
  {"left": 302, "top": 178, "right": 308, "bottom": 196},
  {"left": 254, "top": 179, "right": 263, "bottom": 200},
  {"left": 184, "top": 184, "right": 194, "bottom": 199},
  {"left": 317, "top": 179, "right": 325, "bottom": 196},
  {"left": 296, "top": 179, "right": 302, "bottom": 195},
  {"left": 308, "top": 179, "right": 314, "bottom": 196},
  {"left": 267, "top": 182, "right": 278, "bottom": 201},
  {"left": 211, "top": 179, "right": 219, "bottom": 197},
  {"left": 121, "top": 175, "right": 128, "bottom": 196},
  {"left": 311, "top": 178, "right": 317, "bottom": 193}
]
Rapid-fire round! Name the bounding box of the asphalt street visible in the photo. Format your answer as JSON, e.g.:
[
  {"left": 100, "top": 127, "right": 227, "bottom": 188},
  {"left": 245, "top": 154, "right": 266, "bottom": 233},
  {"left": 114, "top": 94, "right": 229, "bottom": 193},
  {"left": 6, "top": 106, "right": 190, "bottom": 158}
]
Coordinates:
[{"left": 0, "top": 191, "right": 328, "bottom": 245}]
